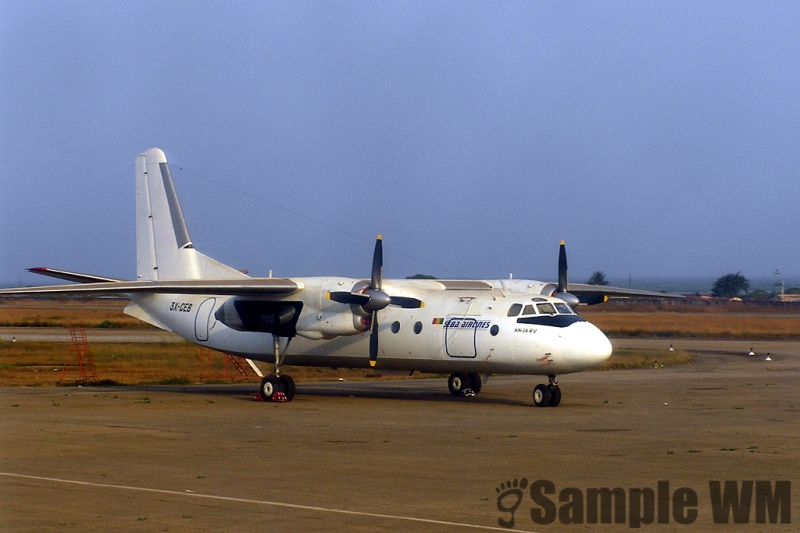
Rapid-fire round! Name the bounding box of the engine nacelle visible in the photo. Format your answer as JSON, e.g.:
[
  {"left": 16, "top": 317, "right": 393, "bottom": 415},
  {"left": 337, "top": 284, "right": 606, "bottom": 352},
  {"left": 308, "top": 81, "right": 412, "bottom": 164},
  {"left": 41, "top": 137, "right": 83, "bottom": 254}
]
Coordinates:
[
  {"left": 215, "top": 298, "right": 302, "bottom": 337},
  {"left": 293, "top": 307, "right": 368, "bottom": 340},
  {"left": 497, "top": 279, "right": 559, "bottom": 296}
]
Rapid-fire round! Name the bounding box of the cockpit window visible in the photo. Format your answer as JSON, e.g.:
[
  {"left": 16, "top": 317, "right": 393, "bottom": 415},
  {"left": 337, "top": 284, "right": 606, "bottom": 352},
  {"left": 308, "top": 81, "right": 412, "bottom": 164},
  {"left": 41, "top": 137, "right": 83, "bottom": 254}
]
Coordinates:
[
  {"left": 507, "top": 303, "right": 522, "bottom": 317},
  {"left": 554, "top": 302, "right": 574, "bottom": 314},
  {"left": 522, "top": 304, "right": 535, "bottom": 315},
  {"left": 536, "top": 302, "right": 557, "bottom": 315}
]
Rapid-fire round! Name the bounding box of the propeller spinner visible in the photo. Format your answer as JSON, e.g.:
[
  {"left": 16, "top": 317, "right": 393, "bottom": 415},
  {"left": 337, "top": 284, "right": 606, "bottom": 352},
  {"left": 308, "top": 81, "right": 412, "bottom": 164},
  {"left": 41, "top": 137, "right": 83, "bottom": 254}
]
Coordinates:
[{"left": 327, "top": 235, "right": 424, "bottom": 366}]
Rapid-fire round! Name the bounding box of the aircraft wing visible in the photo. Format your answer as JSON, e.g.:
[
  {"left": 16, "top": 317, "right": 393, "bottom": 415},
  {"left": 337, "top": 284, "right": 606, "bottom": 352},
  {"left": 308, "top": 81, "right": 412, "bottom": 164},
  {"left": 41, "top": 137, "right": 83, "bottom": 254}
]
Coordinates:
[
  {"left": 567, "top": 283, "right": 684, "bottom": 305},
  {"left": 0, "top": 278, "right": 302, "bottom": 297}
]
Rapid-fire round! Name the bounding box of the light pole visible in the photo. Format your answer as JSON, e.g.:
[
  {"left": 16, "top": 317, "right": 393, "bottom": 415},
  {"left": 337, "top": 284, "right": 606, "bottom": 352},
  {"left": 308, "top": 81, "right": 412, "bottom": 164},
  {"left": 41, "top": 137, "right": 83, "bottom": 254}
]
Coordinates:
[{"left": 774, "top": 269, "right": 784, "bottom": 302}]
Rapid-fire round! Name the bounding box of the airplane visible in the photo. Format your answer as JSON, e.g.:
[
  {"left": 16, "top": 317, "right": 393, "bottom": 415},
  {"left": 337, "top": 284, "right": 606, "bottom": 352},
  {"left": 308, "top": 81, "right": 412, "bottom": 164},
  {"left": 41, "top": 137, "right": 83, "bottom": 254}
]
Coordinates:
[{"left": 0, "top": 148, "right": 681, "bottom": 407}]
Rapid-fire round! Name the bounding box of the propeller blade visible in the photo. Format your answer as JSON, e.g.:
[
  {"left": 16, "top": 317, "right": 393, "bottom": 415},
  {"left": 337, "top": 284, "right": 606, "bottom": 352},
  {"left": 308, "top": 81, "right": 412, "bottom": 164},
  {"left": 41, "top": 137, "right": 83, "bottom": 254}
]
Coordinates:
[
  {"left": 389, "top": 296, "right": 425, "bottom": 308},
  {"left": 371, "top": 235, "right": 383, "bottom": 290},
  {"left": 369, "top": 312, "right": 379, "bottom": 366},
  {"left": 555, "top": 240, "right": 581, "bottom": 308},
  {"left": 558, "top": 240, "right": 568, "bottom": 293},
  {"left": 327, "top": 291, "right": 370, "bottom": 305}
]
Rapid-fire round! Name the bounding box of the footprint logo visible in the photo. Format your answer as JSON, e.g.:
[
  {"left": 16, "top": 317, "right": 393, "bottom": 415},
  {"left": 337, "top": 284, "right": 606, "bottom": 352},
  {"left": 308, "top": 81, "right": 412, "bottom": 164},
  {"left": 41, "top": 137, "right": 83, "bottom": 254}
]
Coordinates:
[{"left": 496, "top": 478, "right": 528, "bottom": 528}]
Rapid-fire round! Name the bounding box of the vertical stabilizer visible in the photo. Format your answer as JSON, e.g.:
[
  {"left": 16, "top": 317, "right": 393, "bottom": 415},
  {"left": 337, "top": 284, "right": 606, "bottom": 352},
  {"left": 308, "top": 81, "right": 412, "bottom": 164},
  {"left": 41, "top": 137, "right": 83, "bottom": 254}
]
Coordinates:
[{"left": 135, "top": 148, "right": 248, "bottom": 280}]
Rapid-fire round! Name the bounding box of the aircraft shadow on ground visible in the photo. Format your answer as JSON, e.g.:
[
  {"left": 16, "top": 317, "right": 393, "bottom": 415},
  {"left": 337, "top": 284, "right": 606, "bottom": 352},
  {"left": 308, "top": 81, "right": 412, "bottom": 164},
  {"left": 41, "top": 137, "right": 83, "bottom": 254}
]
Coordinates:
[{"left": 121, "top": 382, "right": 532, "bottom": 407}]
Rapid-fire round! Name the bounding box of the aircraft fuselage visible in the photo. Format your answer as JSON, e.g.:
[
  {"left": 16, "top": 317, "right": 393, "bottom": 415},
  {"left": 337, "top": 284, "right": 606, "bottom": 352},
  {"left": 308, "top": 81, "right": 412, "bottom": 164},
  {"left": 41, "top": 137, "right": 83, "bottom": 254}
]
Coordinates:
[{"left": 130, "top": 276, "right": 612, "bottom": 376}]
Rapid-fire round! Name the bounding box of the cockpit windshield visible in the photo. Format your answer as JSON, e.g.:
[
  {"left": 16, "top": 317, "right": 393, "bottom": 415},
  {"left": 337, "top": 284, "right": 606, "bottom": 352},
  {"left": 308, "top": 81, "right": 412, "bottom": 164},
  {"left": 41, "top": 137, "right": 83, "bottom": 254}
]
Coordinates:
[
  {"left": 554, "top": 302, "right": 574, "bottom": 314},
  {"left": 507, "top": 300, "right": 576, "bottom": 317},
  {"left": 507, "top": 303, "right": 522, "bottom": 317},
  {"left": 536, "top": 303, "right": 557, "bottom": 315}
]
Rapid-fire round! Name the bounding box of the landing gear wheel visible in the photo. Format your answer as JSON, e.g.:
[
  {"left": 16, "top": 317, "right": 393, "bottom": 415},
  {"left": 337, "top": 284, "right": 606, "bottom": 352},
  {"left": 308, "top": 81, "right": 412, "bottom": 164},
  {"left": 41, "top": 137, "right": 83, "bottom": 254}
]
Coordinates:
[
  {"left": 279, "top": 375, "right": 296, "bottom": 402},
  {"left": 448, "top": 372, "right": 471, "bottom": 396},
  {"left": 533, "top": 384, "right": 551, "bottom": 407},
  {"left": 259, "top": 375, "right": 285, "bottom": 402},
  {"left": 548, "top": 385, "right": 561, "bottom": 407},
  {"left": 468, "top": 373, "right": 482, "bottom": 395}
]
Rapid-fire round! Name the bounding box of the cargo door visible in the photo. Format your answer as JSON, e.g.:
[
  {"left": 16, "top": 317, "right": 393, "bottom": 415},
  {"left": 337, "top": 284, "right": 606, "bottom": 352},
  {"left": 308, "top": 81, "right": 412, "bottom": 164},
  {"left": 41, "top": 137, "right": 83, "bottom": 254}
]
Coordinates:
[{"left": 444, "top": 297, "right": 478, "bottom": 358}]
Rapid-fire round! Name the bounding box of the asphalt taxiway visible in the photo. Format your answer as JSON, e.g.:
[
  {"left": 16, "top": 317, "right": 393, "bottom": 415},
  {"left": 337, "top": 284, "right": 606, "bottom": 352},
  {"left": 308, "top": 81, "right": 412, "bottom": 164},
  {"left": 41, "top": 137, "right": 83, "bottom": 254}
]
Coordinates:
[{"left": 1, "top": 338, "right": 798, "bottom": 532}]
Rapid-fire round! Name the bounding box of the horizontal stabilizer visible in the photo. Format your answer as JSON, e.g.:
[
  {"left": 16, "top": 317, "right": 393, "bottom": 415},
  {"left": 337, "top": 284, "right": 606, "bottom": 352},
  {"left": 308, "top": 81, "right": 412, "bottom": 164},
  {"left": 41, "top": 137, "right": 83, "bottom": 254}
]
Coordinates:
[{"left": 27, "top": 267, "right": 123, "bottom": 284}]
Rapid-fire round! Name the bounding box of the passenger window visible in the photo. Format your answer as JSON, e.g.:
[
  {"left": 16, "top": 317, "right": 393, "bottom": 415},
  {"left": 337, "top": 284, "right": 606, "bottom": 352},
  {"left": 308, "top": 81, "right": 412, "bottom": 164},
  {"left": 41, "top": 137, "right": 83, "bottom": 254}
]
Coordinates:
[
  {"left": 536, "top": 303, "right": 556, "bottom": 315},
  {"left": 554, "top": 303, "right": 573, "bottom": 314},
  {"left": 507, "top": 303, "right": 522, "bottom": 317},
  {"left": 522, "top": 304, "right": 535, "bottom": 315}
]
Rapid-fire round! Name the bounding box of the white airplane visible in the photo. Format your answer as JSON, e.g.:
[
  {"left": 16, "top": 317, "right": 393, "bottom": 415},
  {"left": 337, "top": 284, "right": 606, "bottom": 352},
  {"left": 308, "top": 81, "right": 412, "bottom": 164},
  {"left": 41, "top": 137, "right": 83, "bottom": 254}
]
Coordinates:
[{"left": 0, "top": 148, "right": 680, "bottom": 407}]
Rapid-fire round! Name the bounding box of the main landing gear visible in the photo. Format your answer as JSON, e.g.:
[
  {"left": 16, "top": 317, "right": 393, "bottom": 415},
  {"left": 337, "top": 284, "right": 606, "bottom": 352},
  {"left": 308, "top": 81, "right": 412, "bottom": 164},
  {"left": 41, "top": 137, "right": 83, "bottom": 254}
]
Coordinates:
[
  {"left": 533, "top": 375, "right": 561, "bottom": 407},
  {"left": 258, "top": 335, "right": 296, "bottom": 402},
  {"left": 448, "top": 372, "right": 483, "bottom": 397}
]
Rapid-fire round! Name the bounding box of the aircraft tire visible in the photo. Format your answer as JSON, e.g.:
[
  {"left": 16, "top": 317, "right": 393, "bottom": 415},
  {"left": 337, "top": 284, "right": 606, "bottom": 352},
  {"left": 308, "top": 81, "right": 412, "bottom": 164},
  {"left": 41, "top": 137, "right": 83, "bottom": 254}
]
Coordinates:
[
  {"left": 259, "top": 375, "right": 284, "bottom": 402},
  {"left": 533, "top": 384, "right": 551, "bottom": 407},
  {"left": 448, "top": 373, "right": 470, "bottom": 396},
  {"left": 468, "top": 373, "right": 482, "bottom": 395},
  {"left": 280, "top": 375, "right": 296, "bottom": 401},
  {"left": 548, "top": 385, "right": 561, "bottom": 407}
]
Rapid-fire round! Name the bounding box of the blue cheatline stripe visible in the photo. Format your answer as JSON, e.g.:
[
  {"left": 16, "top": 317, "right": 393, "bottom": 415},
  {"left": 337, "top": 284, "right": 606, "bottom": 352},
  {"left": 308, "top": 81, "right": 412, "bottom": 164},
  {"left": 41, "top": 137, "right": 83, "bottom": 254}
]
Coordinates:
[{"left": 516, "top": 315, "right": 586, "bottom": 328}]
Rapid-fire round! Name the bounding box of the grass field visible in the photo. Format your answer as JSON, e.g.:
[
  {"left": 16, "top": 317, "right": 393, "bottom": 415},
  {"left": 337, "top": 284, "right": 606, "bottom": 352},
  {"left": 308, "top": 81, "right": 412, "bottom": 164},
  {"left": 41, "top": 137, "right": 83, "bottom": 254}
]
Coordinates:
[
  {"left": 2, "top": 297, "right": 776, "bottom": 386},
  {"left": 0, "top": 339, "right": 692, "bottom": 387},
  {"left": 0, "top": 340, "right": 389, "bottom": 387},
  {"left": 580, "top": 310, "right": 800, "bottom": 338},
  {"left": 0, "top": 298, "right": 146, "bottom": 329},
  {"left": 3, "top": 297, "right": 800, "bottom": 337}
]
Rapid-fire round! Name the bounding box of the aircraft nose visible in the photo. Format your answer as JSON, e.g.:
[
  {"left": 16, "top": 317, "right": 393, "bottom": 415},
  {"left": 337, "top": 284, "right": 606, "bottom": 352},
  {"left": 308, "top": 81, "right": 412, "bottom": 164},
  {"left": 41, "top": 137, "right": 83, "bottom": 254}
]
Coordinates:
[{"left": 561, "top": 321, "right": 612, "bottom": 371}]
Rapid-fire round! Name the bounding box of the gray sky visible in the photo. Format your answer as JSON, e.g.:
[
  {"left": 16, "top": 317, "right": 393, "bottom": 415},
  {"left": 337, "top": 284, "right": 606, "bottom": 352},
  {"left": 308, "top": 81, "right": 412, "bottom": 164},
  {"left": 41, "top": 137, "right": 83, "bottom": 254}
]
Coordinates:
[{"left": 2, "top": 1, "right": 799, "bottom": 286}]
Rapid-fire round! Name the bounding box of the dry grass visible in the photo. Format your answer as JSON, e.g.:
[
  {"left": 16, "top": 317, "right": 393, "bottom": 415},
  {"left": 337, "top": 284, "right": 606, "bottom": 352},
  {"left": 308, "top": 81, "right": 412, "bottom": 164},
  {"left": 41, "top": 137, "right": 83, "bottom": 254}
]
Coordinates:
[
  {"left": 4, "top": 297, "right": 800, "bottom": 338},
  {"left": 597, "top": 348, "right": 693, "bottom": 370},
  {"left": 0, "top": 298, "right": 148, "bottom": 328},
  {"left": 0, "top": 340, "right": 421, "bottom": 387},
  {"left": 0, "top": 340, "right": 690, "bottom": 387},
  {"left": 581, "top": 311, "right": 800, "bottom": 339},
  {"left": 591, "top": 300, "right": 800, "bottom": 314}
]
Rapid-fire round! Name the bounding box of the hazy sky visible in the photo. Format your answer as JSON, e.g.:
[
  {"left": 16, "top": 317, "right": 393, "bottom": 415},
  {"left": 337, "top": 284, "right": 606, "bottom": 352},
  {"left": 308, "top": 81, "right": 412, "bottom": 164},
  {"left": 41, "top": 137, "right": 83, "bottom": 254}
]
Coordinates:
[{"left": 2, "top": 1, "right": 799, "bottom": 287}]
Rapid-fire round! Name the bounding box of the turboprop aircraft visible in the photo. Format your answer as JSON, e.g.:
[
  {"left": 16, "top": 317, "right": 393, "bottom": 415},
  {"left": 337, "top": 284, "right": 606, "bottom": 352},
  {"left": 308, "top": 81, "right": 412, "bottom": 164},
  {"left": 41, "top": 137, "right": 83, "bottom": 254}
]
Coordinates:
[{"left": 0, "top": 148, "right": 681, "bottom": 407}]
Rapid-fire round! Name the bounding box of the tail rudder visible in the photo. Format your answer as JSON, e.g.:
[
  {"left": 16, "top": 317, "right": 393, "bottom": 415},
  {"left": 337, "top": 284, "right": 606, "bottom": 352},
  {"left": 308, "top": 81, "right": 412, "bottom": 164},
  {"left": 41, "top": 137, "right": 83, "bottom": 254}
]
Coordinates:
[{"left": 135, "top": 148, "right": 247, "bottom": 280}]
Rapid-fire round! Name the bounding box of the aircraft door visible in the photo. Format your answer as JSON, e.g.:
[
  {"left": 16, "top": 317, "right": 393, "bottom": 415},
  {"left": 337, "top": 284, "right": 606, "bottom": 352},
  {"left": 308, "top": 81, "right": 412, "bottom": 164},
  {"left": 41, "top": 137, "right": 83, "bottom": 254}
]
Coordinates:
[
  {"left": 194, "top": 298, "right": 216, "bottom": 341},
  {"left": 445, "top": 317, "right": 478, "bottom": 358},
  {"left": 444, "top": 297, "right": 478, "bottom": 359}
]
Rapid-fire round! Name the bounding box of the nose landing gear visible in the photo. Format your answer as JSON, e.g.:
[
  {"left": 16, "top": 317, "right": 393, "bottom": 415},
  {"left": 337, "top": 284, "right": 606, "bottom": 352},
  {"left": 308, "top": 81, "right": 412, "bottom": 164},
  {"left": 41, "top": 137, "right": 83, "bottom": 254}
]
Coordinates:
[{"left": 533, "top": 375, "right": 561, "bottom": 407}]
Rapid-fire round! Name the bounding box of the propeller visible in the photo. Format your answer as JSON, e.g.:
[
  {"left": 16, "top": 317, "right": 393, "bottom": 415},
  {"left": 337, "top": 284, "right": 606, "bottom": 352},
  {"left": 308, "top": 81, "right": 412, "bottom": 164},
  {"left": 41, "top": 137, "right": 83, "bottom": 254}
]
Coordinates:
[
  {"left": 554, "top": 240, "right": 581, "bottom": 308},
  {"left": 327, "top": 235, "right": 424, "bottom": 366}
]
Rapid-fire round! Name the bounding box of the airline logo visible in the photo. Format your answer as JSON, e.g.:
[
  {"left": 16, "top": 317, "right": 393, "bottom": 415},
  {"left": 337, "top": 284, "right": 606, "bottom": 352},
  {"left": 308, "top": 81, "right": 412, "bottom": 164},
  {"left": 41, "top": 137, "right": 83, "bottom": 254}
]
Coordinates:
[{"left": 441, "top": 316, "right": 492, "bottom": 330}]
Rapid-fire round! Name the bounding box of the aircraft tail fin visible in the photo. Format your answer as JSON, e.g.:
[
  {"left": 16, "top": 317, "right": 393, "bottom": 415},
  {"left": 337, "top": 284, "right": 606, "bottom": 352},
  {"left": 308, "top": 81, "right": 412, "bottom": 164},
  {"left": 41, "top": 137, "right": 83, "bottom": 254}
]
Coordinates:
[{"left": 135, "top": 148, "right": 248, "bottom": 281}]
